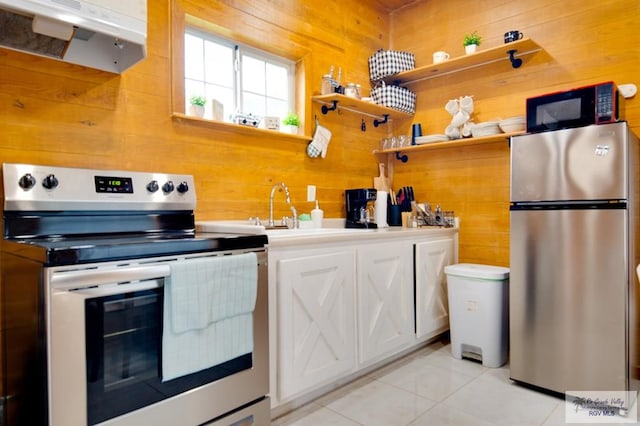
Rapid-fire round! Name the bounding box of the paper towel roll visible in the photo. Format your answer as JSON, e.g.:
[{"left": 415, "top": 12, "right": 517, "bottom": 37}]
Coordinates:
[{"left": 375, "top": 191, "right": 388, "bottom": 228}]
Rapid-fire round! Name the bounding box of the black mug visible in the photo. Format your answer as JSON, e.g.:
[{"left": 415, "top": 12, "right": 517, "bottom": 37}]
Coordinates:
[
  {"left": 504, "top": 30, "right": 523, "bottom": 43},
  {"left": 411, "top": 123, "right": 422, "bottom": 145}
]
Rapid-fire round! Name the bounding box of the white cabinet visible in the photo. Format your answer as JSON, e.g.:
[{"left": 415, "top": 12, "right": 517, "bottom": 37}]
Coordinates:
[
  {"left": 275, "top": 249, "right": 357, "bottom": 401},
  {"left": 356, "top": 242, "right": 414, "bottom": 366},
  {"left": 268, "top": 230, "right": 458, "bottom": 412},
  {"left": 414, "top": 238, "right": 455, "bottom": 339}
]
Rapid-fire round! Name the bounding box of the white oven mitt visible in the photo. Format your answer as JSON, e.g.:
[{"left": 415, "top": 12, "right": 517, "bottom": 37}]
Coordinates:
[{"left": 307, "top": 120, "right": 332, "bottom": 158}]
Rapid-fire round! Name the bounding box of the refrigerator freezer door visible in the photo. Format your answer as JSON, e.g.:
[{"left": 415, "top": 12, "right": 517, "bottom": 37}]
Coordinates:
[
  {"left": 510, "top": 208, "right": 628, "bottom": 392},
  {"left": 510, "top": 122, "right": 628, "bottom": 202}
]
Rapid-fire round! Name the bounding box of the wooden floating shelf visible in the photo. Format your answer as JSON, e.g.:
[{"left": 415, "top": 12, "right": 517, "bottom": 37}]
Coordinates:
[
  {"left": 312, "top": 93, "right": 414, "bottom": 123},
  {"left": 385, "top": 38, "right": 542, "bottom": 86},
  {"left": 373, "top": 131, "right": 525, "bottom": 161}
]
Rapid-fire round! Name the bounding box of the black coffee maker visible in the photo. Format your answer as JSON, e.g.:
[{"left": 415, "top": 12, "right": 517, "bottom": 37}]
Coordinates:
[{"left": 345, "top": 188, "right": 378, "bottom": 228}]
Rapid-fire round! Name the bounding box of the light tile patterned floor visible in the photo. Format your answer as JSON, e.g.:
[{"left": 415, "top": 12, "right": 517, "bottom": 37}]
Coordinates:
[{"left": 271, "top": 339, "right": 633, "bottom": 426}]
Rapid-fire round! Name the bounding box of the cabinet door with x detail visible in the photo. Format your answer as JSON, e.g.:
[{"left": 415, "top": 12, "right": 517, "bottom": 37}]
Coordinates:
[
  {"left": 276, "top": 249, "right": 357, "bottom": 400},
  {"left": 357, "top": 242, "right": 414, "bottom": 366}
]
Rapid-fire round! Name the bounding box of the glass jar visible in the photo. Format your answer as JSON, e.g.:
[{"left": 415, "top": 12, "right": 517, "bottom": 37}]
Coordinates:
[
  {"left": 321, "top": 75, "right": 333, "bottom": 95},
  {"left": 344, "top": 83, "right": 359, "bottom": 99}
]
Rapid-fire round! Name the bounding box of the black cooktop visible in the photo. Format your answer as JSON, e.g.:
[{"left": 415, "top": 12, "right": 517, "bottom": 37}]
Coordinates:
[{"left": 1, "top": 232, "right": 268, "bottom": 266}]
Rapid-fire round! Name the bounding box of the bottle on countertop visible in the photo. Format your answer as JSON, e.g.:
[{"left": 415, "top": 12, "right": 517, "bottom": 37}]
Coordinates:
[{"left": 311, "top": 200, "right": 324, "bottom": 228}]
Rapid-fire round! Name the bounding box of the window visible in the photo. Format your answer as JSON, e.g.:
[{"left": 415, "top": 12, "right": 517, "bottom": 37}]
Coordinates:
[{"left": 184, "top": 28, "right": 295, "bottom": 124}]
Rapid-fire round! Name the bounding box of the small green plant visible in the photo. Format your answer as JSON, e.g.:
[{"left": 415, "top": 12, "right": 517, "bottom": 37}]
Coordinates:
[
  {"left": 283, "top": 112, "right": 300, "bottom": 127},
  {"left": 463, "top": 31, "right": 482, "bottom": 47},
  {"left": 189, "top": 96, "right": 207, "bottom": 107}
]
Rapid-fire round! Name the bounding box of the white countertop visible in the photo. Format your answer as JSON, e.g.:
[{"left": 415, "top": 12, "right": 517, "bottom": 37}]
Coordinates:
[{"left": 196, "top": 219, "right": 458, "bottom": 247}]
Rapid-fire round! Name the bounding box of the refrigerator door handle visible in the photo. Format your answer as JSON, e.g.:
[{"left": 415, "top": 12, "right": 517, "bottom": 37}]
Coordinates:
[{"left": 510, "top": 200, "right": 627, "bottom": 210}]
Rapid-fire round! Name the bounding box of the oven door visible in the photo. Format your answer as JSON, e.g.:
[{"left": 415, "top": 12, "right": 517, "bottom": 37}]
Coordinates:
[{"left": 46, "top": 251, "right": 269, "bottom": 426}]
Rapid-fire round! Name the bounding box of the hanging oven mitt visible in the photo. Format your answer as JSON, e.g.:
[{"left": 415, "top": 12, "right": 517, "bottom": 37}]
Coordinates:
[{"left": 307, "top": 118, "right": 332, "bottom": 158}]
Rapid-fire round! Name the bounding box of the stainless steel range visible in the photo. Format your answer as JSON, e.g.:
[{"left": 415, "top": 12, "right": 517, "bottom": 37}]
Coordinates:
[{"left": 1, "top": 163, "right": 270, "bottom": 426}]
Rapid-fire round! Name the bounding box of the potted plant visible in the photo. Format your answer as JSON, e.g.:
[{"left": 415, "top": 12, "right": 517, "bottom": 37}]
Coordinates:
[
  {"left": 463, "top": 31, "right": 482, "bottom": 54},
  {"left": 189, "top": 95, "right": 206, "bottom": 117},
  {"left": 282, "top": 112, "right": 300, "bottom": 134}
]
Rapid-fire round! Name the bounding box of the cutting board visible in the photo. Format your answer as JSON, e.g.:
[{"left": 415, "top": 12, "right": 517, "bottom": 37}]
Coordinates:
[{"left": 373, "top": 163, "right": 390, "bottom": 193}]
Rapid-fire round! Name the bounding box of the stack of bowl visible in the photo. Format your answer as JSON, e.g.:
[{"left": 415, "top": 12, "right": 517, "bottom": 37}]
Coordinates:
[
  {"left": 470, "top": 121, "right": 501, "bottom": 137},
  {"left": 498, "top": 116, "right": 526, "bottom": 133}
]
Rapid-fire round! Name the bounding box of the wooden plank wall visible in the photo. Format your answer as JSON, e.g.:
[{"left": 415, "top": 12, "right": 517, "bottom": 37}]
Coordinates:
[
  {"left": 0, "top": 0, "right": 391, "bottom": 411},
  {"left": 0, "top": 0, "right": 637, "bottom": 411},
  {"left": 389, "top": 0, "right": 640, "bottom": 266},
  {"left": 0, "top": 0, "right": 638, "bottom": 263},
  {"left": 0, "top": 0, "right": 391, "bottom": 222}
]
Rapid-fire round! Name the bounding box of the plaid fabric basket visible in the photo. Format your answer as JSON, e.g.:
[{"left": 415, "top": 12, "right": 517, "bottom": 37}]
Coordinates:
[
  {"left": 368, "top": 49, "right": 415, "bottom": 81},
  {"left": 370, "top": 82, "right": 416, "bottom": 114}
]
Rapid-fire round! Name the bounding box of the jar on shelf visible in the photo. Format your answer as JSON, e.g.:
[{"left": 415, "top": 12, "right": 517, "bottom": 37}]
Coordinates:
[
  {"left": 344, "top": 83, "right": 361, "bottom": 99},
  {"left": 321, "top": 75, "right": 333, "bottom": 95}
]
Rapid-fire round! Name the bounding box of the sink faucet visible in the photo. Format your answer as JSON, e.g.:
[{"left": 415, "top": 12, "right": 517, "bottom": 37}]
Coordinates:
[{"left": 268, "top": 182, "right": 298, "bottom": 228}]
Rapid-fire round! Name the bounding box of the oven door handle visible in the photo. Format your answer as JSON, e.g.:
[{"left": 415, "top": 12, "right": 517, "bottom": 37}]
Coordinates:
[{"left": 50, "top": 264, "right": 171, "bottom": 290}]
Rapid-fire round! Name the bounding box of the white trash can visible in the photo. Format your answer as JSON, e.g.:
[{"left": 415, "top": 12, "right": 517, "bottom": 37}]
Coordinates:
[{"left": 444, "top": 263, "right": 510, "bottom": 368}]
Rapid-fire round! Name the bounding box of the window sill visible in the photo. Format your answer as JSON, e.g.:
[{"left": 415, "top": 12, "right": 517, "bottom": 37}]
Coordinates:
[{"left": 171, "top": 113, "right": 312, "bottom": 141}]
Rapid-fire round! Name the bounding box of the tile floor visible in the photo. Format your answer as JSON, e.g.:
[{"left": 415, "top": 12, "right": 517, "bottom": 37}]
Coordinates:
[{"left": 271, "top": 339, "right": 635, "bottom": 426}]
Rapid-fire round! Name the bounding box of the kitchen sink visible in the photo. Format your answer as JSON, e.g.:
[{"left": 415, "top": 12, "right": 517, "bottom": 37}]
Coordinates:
[
  {"left": 196, "top": 220, "right": 376, "bottom": 238},
  {"left": 265, "top": 227, "right": 374, "bottom": 238}
]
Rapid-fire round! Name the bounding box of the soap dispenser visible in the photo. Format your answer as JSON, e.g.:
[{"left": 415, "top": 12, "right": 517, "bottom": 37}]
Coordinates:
[{"left": 311, "top": 200, "right": 324, "bottom": 228}]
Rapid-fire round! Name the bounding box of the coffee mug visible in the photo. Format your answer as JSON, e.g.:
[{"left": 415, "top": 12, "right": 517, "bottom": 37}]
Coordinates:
[
  {"left": 450, "top": 110, "right": 470, "bottom": 127},
  {"left": 459, "top": 96, "right": 474, "bottom": 114},
  {"left": 445, "top": 99, "right": 459, "bottom": 116},
  {"left": 433, "top": 51, "right": 450, "bottom": 64},
  {"left": 461, "top": 122, "right": 472, "bottom": 138},
  {"left": 504, "top": 30, "right": 523, "bottom": 43},
  {"left": 445, "top": 124, "right": 460, "bottom": 139}
]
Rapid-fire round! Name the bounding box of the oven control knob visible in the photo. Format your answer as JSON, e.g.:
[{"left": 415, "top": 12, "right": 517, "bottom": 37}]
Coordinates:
[
  {"left": 146, "top": 180, "right": 159, "bottom": 193},
  {"left": 177, "top": 182, "right": 189, "bottom": 193},
  {"left": 162, "top": 181, "right": 175, "bottom": 193},
  {"left": 42, "top": 174, "right": 59, "bottom": 189},
  {"left": 18, "top": 173, "right": 36, "bottom": 190}
]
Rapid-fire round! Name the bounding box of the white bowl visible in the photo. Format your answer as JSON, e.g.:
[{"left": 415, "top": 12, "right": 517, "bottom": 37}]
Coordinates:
[
  {"left": 415, "top": 134, "right": 449, "bottom": 145},
  {"left": 499, "top": 122, "right": 525, "bottom": 133},
  {"left": 470, "top": 121, "right": 501, "bottom": 137},
  {"left": 498, "top": 116, "right": 525, "bottom": 133}
]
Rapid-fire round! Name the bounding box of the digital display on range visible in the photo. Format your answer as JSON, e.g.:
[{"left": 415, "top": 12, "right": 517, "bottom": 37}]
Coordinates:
[{"left": 95, "top": 176, "right": 134, "bottom": 193}]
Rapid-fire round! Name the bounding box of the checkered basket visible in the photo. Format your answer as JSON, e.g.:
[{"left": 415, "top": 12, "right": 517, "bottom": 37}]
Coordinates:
[
  {"left": 370, "top": 82, "right": 416, "bottom": 114},
  {"left": 368, "top": 49, "right": 415, "bottom": 81}
]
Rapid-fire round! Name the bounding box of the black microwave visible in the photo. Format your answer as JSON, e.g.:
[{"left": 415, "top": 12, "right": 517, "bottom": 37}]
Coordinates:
[{"left": 526, "top": 81, "right": 624, "bottom": 133}]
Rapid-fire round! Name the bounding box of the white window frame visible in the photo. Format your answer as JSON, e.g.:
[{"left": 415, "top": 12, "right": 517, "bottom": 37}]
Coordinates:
[{"left": 184, "top": 28, "right": 295, "bottom": 124}]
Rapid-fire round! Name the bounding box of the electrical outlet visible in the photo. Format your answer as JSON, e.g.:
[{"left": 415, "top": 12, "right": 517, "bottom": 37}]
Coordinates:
[{"left": 307, "top": 185, "right": 316, "bottom": 202}]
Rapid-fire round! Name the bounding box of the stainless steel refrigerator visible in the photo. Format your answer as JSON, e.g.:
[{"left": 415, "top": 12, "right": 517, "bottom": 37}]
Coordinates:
[{"left": 509, "top": 122, "right": 640, "bottom": 401}]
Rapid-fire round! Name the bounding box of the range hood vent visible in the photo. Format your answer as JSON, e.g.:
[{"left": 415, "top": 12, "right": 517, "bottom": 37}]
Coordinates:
[{"left": 0, "top": 0, "right": 146, "bottom": 73}]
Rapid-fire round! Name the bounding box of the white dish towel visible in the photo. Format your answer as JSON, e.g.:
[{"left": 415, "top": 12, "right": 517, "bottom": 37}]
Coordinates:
[{"left": 162, "top": 252, "right": 258, "bottom": 381}]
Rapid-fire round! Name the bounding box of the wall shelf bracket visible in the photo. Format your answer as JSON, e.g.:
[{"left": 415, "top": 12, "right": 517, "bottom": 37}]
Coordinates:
[
  {"left": 395, "top": 151, "right": 408, "bottom": 163},
  {"left": 373, "top": 114, "right": 389, "bottom": 127},
  {"left": 321, "top": 100, "right": 338, "bottom": 114},
  {"left": 507, "top": 49, "right": 523, "bottom": 68}
]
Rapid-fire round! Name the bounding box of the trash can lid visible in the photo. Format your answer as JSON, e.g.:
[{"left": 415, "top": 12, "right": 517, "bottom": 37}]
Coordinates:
[{"left": 444, "top": 263, "right": 510, "bottom": 280}]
